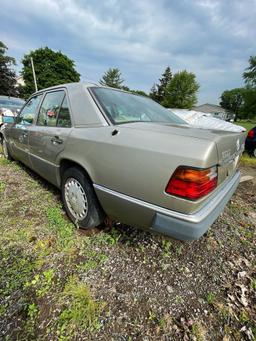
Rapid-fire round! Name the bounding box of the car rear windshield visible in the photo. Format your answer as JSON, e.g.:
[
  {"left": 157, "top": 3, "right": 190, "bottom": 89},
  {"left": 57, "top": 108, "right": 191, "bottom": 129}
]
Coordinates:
[{"left": 90, "top": 87, "right": 186, "bottom": 125}]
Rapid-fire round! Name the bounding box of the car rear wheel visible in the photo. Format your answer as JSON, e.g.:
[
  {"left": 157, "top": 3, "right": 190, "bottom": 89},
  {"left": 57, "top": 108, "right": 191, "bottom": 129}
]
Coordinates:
[
  {"left": 61, "top": 167, "right": 105, "bottom": 229},
  {"left": 2, "top": 139, "right": 13, "bottom": 161},
  {"left": 253, "top": 148, "right": 256, "bottom": 158}
]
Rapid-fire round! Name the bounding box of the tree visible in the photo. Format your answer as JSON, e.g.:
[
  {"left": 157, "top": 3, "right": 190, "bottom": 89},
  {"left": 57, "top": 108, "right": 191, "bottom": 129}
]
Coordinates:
[
  {"left": 122, "top": 86, "right": 148, "bottom": 96},
  {"left": 99, "top": 68, "right": 124, "bottom": 88},
  {"left": 243, "top": 56, "right": 256, "bottom": 88},
  {"left": 129, "top": 89, "right": 148, "bottom": 97},
  {"left": 149, "top": 66, "right": 172, "bottom": 104},
  {"left": 0, "top": 41, "right": 18, "bottom": 96},
  {"left": 163, "top": 70, "right": 199, "bottom": 109},
  {"left": 242, "top": 88, "right": 256, "bottom": 119},
  {"left": 21, "top": 47, "right": 80, "bottom": 98},
  {"left": 149, "top": 83, "right": 159, "bottom": 101},
  {"left": 220, "top": 88, "right": 245, "bottom": 121},
  {"left": 157, "top": 66, "right": 172, "bottom": 104}
]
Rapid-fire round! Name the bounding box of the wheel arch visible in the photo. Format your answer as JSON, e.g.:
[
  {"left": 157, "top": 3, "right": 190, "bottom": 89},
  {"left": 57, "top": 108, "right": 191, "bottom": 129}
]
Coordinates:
[{"left": 58, "top": 158, "right": 94, "bottom": 187}]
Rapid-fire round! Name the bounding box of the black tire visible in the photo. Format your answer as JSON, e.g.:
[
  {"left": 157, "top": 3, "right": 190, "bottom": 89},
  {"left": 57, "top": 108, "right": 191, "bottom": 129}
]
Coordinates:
[
  {"left": 252, "top": 148, "right": 256, "bottom": 158},
  {"left": 2, "top": 139, "right": 13, "bottom": 161},
  {"left": 61, "top": 167, "right": 105, "bottom": 229}
]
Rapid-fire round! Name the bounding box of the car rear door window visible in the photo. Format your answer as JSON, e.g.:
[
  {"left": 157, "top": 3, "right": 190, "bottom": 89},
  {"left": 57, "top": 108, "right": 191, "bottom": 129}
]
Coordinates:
[
  {"left": 57, "top": 96, "right": 72, "bottom": 128},
  {"left": 37, "top": 91, "right": 65, "bottom": 127},
  {"left": 18, "top": 94, "right": 42, "bottom": 125}
]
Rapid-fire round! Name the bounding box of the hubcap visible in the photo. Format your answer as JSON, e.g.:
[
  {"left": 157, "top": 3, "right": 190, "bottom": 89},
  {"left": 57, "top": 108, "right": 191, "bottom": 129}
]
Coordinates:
[
  {"left": 3, "top": 140, "right": 8, "bottom": 159},
  {"left": 64, "top": 178, "right": 88, "bottom": 221},
  {"left": 253, "top": 148, "right": 256, "bottom": 158}
]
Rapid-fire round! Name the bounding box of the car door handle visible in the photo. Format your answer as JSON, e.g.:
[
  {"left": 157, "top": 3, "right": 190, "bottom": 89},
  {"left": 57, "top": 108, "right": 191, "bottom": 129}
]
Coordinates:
[{"left": 51, "top": 136, "right": 63, "bottom": 145}]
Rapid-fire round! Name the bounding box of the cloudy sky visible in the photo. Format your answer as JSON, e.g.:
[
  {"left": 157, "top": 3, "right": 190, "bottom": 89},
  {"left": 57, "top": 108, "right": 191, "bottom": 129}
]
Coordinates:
[{"left": 1, "top": 0, "right": 255, "bottom": 103}]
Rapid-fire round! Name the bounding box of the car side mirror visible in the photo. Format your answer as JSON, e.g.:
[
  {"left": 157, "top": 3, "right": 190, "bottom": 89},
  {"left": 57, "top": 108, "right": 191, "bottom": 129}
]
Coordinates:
[{"left": 2, "top": 116, "right": 16, "bottom": 124}]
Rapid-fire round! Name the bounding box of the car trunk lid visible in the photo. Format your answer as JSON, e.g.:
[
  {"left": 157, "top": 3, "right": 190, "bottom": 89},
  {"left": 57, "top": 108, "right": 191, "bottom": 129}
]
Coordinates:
[{"left": 121, "top": 122, "right": 246, "bottom": 184}]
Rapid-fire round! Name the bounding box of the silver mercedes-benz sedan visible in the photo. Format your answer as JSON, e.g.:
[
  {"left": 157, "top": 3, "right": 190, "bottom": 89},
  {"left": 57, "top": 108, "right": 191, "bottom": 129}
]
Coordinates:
[{"left": 1, "top": 83, "right": 245, "bottom": 240}]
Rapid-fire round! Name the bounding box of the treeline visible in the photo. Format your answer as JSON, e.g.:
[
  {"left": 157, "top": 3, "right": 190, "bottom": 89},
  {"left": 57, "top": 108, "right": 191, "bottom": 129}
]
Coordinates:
[
  {"left": 0, "top": 42, "right": 200, "bottom": 108},
  {"left": 1, "top": 40, "right": 255, "bottom": 117},
  {"left": 99, "top": 66, "right": 200, "bottom": 109},
  {"left": 220, "top": 56, "right": 256, "bottom": 120}
]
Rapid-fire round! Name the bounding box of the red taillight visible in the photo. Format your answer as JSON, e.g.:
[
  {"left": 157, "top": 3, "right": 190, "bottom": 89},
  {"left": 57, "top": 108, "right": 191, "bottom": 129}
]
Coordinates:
[
  {"left": 165, "top": 166, "right": 218, "bottom": 200},
  {"left": 248, "top": 129, "right": 255, "bottom": 138}
]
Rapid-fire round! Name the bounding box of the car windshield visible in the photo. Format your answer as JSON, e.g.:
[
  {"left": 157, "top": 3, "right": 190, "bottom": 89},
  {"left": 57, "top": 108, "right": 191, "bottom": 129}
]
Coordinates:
[{"left": 90, "top": 87, "right": 186, "bottom": 125}]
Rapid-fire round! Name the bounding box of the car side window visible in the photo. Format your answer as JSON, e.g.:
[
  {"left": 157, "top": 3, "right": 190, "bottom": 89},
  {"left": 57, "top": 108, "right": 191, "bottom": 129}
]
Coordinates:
[
  {"left": 57, "top": 95, "right": 72, "bottom": 128},
  {"left": 37, "top": 91, "right": 65, "bottom": 127},
  {"left": 19, "top": 94, "right": 42, "bottom": 125}
]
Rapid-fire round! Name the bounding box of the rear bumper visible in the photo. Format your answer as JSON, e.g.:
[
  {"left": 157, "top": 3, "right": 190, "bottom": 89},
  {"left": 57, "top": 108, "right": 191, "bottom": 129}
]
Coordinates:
[
  {"left": 94, "top": 170, "right": 240, "bottom": 241},
  {"left": 151, "top": 171, "right": 240, "bottom": 240}
]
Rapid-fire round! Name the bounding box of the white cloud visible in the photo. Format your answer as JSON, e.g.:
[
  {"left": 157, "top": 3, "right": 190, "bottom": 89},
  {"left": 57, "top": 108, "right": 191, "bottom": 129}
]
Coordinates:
[{"left": 0, "top": 0, "right": 255, "bottom": 103}]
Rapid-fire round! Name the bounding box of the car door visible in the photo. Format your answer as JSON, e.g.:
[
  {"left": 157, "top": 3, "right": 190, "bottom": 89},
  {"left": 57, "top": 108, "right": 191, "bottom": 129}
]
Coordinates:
[
  {"left": 8, "top": 94, "right": 43, "bottom": 166},
  {"left": 29, "top": 90, "right": 72, "bottom": 185}
]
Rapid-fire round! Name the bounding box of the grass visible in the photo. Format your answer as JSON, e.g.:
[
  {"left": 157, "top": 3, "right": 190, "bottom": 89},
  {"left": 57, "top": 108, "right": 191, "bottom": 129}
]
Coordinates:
[
  {"left": 206, "top": 292, "right": 216, "bottom": 305},
  {"left": 57, "top": 276, "right": 103, "bottom": 339},
  {"left": 234, "top": 120, "right": 256, "bottom": 132},
  {"left": 233, "top": 119, "right": 256, "bottom": 165},
  {"left": 240, "top": 153, "right": 256, "bottom": 166},
  {"left": 0, "top": 146, "right": 255, "bottom": 340},
  {"left": 0, "top": 158, "right": 107, "bottom": 340}
]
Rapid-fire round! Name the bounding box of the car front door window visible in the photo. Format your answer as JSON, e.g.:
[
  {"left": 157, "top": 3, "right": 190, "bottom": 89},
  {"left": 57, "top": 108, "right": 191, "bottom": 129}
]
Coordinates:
[{"left": 19, "top": 94, "right": 42, "bottom": 125}]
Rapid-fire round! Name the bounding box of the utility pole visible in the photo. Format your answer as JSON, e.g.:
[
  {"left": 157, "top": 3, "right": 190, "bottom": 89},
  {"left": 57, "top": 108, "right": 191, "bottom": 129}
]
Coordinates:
[{"left": 30, "top": 57, "right": 38, "bottom": 92}]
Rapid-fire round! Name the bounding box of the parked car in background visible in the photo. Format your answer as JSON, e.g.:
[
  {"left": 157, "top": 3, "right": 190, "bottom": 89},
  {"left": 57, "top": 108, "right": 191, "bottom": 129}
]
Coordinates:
[
  {"left": 1, "top": 83, "right": 245, "bottom": 240},
  {"left": 0, "top": 96, "right": 25, "bottom": 144},
  {"left": 245, "top": 126, "right": 256, "bottom": 157},
  {"left": 0, "top": 96, "right": 25, "bottom": 116},
  {"left": 169, "top": 109, "right": 245, "bottom": 133}
]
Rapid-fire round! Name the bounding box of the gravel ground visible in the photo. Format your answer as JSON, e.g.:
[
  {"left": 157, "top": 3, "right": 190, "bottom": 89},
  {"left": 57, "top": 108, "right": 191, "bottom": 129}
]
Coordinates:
[{"left": 0, "top": 154, "right": 255, "bottom": 341}]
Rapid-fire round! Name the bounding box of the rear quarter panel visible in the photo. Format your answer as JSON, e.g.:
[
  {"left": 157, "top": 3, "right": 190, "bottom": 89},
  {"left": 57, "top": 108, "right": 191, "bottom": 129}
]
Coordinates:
[{"left": 57, "top": 125, "right": 219, "bottom": 214}]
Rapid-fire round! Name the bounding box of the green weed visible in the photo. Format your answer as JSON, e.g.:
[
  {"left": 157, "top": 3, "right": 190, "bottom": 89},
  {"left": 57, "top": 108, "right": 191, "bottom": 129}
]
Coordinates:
[
  {"left": 251, "top": 278, "right": 256, "bottom": 290},
  {"left": 0, "top": 181, "right": 5, "bottom": 193},
  {"left": 206, "top": 292, "right": 215, "bottom": 305},
  {"left": 57, "top": 276, "right": 103, "bottom": 339},
  {"left": 25, "top": 303, "right": 39, "bottom": 337},
  {"left": 191, "top": 322, "right": 206, "bottom": 341},
  {"left": 0, "top": 157, "right": 10, "bottom": 165},
  {"left": 161, "top": 239, "right": 172, "bottom": 257},
  {"left": 25, "top": 268, "right": 55, "bottom": 298},
  {"left": 46, "top": 206, "right": 75, "bottom": 249}
]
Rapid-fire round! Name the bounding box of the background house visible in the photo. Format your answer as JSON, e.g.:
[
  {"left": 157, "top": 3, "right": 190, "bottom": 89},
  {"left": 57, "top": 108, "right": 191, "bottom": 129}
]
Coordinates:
[
  {"left": 16, "top": 76, "right": 25, "bottom": 87},
  {"left": 193, "top": 103, "right": 234, "bottom": 121}
]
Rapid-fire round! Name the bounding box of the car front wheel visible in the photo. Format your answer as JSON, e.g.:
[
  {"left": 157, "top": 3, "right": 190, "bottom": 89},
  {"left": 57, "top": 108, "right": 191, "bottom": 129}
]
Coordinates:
[
  {"left": 2, "top": 139, "right": 13, "bottom": 160},
  {"left": 61, "top": 167, "right": 105, "bottom": 229}
]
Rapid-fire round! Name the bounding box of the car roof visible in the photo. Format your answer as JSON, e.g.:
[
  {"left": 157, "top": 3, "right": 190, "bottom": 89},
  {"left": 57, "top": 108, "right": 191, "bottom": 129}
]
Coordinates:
[
  {"left": 0, "top": 95, "right": 25, "bottom": 102},
  {"left": 32, "top": 82, "right": 100, "bottom": 95},
  {"left": 29, "top": 82, "right": 109, "bottom": 127},
  {"left": 31, "top": 82, "right": 134, "bottom": 97}
]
